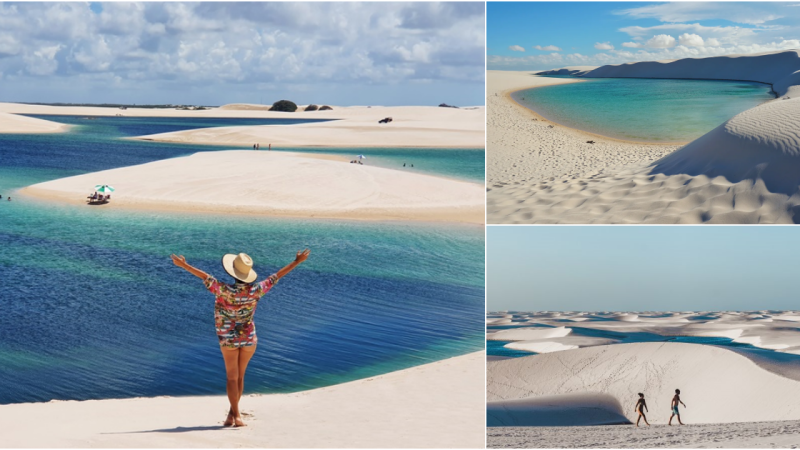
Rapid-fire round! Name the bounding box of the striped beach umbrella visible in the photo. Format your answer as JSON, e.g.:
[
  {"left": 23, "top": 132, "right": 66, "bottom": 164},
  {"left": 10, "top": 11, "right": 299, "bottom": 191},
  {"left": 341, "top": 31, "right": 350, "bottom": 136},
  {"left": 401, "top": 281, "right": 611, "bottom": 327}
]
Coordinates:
[{"left": 95, "top": 184, "right": 115, "bottom": 193}]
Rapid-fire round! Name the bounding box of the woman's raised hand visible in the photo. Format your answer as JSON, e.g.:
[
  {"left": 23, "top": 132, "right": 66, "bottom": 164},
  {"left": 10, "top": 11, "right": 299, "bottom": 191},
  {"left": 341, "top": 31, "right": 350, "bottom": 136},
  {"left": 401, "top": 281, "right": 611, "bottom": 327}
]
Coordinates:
[
  {"left": 171, "top": 254, "right": 187, "bottom": 267},
  {"left": 295, "top": 249, "right": 311, "bottom": 263}
]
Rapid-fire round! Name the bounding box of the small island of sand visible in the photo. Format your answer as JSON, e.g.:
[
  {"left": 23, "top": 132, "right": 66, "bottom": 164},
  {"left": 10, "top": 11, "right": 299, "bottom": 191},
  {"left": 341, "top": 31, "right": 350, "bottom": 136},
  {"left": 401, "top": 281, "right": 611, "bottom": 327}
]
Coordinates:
[{"left": 22, "top": 150, "right": 486, "bottom": 224}]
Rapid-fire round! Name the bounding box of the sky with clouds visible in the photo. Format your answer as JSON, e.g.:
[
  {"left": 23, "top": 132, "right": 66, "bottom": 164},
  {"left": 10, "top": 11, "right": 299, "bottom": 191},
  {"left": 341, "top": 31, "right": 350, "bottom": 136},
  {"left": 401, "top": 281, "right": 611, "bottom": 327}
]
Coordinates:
[
  {"left": 488, "top": 2, "right": 800, "bottom": 71},
  {"left": 0, "top": 2, "right": 485, "bottom": 106},
  {"left": 488, "top": 226, "right": 800, "bottom": 312}
]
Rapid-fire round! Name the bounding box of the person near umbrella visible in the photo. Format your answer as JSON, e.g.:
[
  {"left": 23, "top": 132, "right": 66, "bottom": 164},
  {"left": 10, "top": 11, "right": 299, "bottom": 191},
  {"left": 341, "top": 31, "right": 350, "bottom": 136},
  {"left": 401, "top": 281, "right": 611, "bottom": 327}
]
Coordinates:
[{"left": 170, "top": 249, "right": 311, "bottom": 427}]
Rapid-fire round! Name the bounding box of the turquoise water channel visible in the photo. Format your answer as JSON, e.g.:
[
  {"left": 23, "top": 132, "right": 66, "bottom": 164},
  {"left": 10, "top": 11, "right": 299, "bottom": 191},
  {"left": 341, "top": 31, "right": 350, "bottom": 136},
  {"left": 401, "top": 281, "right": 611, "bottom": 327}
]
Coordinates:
[
  {"left": 512, "top": 78, "right": 775, "bottom": 142},
  {"left": 0, "top": 116, "right": 485, "bottom": 404}
]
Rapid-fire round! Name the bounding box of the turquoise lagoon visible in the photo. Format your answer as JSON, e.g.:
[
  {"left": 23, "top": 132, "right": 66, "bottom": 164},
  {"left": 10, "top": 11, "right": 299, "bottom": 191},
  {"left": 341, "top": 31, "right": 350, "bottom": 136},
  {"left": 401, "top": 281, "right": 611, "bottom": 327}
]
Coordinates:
[
  {"left": 512, "top": 78, "right": 775, "bottom": 142},
  {"left": 0, "top": 116, "right": 485, "bottom": 404}
]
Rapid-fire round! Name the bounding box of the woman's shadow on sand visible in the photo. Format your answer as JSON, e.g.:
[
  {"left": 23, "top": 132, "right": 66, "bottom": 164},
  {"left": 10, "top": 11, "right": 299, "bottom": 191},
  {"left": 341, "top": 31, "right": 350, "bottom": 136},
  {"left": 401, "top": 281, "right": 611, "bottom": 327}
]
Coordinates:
[{"left": 102, "top": 425, "right": 235, "bottom": 434}]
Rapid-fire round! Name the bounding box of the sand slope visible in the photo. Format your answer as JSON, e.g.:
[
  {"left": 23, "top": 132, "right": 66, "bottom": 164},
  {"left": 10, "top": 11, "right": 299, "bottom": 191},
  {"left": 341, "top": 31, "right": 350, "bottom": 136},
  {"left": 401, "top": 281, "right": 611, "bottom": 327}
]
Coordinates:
[
  {"left": 0, "top": 111, "right": 69, "bottom": 133},
  {"left": 487, "top": 342, "right": 800, "bottom": 426},
  {"left": 488, "top": 51, "right": 800, "bottom": 224},
  {"left": 21, "top": 151, "right": 485, "bottom": 223},
  {"left": 0, "top": 351, "right": 485, "bottom": 448}
]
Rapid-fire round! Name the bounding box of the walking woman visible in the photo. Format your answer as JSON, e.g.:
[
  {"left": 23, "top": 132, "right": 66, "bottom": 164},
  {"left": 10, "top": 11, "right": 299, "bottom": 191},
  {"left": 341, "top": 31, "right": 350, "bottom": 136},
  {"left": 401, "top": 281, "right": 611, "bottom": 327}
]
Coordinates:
[
  {"left": 635, "top": 393, "right": 650, "bottom": 427},
  {"left": 171, "top": 249, "right": 310, "bottom": 427}
]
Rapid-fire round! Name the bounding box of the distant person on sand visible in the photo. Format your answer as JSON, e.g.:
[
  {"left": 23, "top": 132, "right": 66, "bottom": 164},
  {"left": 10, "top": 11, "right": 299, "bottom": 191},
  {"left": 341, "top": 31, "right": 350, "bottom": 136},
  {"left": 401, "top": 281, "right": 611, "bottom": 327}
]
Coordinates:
[
  {"left": 669, "top": 389, "right": 687, "bottom": 425},
  {"left": 170, "top": 249, "right": 311, "bottom": 427},
  {"left": 253, "top": 144, "right": 256, "bottom": 150},
  {"left": 635, "top": 393, "right": 650, "bottom": 427}
]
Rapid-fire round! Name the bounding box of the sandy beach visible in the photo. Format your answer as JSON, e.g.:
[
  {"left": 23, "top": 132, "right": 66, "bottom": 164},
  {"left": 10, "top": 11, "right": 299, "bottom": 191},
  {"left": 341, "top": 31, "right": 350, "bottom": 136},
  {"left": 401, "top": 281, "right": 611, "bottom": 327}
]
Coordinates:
[
  {"left": 20, "top": 150, "right": 485, "bottom": 224},
  {"left": 488, "top": 421, "right": 800, "bottom": 448},
  {"left": 0, "top": 351, "right": 485, "bottom": 448},
  {"left": 488, "top": 50, "right": 800, "bottom": 224},
  {"left": 0, "top": 102, "right": 485, "bottom": 148}
]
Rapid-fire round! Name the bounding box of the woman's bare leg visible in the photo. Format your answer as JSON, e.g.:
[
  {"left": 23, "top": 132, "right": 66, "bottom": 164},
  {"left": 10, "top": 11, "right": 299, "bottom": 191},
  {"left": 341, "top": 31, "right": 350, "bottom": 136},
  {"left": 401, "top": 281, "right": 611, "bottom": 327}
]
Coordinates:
[
  {"left": 220, "top": 347, "right": 241, "bottom": 426},
  {"left": 237, "top": 346, "right": 257, "bottom": 402},
  {"left": 642, "top": 413, "right": 650, "bottom": 426},
  {"left": 230, "top": 346, "right": 257, "bottom": 426}
]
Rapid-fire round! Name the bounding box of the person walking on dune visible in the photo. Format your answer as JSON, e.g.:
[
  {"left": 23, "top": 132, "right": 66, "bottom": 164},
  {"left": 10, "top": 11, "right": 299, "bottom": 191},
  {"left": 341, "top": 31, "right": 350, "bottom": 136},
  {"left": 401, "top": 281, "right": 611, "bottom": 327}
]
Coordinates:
[
  {"left": 668, "top": 389, "right": 687, "bottom": 425},
  {"left": 171, "top": 249, "right": 310, "bottom": 427},
  {"left": 635, "top": 393, "right": 650, "bottom": 427}
]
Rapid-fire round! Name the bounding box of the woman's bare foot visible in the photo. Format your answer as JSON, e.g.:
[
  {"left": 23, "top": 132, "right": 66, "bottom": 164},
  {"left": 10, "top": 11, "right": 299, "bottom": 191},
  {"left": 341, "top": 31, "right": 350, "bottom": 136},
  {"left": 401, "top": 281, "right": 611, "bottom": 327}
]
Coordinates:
[
  {"left": 234, "top": 415, "right": 247, "bottom": 427},
  {"left": 223, "top": 411, "right": 235, "bottom": 427}
]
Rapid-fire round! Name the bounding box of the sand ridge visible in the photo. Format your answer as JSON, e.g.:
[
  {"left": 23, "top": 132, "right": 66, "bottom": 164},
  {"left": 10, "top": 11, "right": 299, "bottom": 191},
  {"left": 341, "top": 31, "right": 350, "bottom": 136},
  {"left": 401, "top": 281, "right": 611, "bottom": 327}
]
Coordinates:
[{"left": 20, "top": 150, "right": 485, "bottom": 224}]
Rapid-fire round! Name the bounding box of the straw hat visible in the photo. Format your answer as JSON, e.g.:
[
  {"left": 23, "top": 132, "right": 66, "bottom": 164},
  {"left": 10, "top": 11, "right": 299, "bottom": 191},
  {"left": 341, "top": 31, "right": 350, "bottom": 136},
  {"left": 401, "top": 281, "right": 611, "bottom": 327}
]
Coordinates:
[{"left": 222, "top": 253, "right": 257, "bottom": 283}]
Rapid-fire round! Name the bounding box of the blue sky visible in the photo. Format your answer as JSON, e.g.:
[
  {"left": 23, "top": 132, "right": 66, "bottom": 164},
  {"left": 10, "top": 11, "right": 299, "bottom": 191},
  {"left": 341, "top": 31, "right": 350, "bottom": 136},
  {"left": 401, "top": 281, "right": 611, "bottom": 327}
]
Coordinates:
[
  {"left": 0, "top": 2, "right": 485, "bottom": 106},
  {"left": 488, "top": 226, "right": 800, "bottom": 312},
  {"left": 488, "top": 2, "right": 800, "bottom": 71}
]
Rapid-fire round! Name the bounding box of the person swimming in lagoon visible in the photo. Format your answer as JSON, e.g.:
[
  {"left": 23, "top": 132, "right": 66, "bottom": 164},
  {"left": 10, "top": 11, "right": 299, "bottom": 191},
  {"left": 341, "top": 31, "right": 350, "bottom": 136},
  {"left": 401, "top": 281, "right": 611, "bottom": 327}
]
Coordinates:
[
  {"left": 171, "top": 249, "right": 310, "bottom": 427},
  {"left": 635, "top": 393, "right": 650, "bottom": 427},
  {"left": 669, "top": 388, "right": 687, "bottom": 425}
]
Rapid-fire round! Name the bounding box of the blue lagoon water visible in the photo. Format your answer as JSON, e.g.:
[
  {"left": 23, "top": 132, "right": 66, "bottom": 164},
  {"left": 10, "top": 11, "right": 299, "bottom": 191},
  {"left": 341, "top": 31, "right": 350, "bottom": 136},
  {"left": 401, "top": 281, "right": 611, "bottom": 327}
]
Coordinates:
[
  {"left": 513, "top": 78, "right": 774, "bottom": 142},
  {"left": 485, "top": 325, "right": 797, "bottom": 361},
  {"left": 0, "top": 117, "right": 485, "bottom": 404}
]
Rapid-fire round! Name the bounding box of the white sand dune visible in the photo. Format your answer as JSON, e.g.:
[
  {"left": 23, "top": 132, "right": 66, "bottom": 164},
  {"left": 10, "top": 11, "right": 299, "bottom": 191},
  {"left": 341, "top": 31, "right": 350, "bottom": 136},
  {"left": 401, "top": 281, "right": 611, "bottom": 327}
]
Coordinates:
[
  {"left": 0, "top": 111, "right": 69, "bottom": 133},
  {"left": 504, "top": 336, "right": 618, "bottom": 354},
  {"left": 0, "top": 352, "right": 485, "bottom": 448},
  {"left": 487, "top": 342, "right": 800, "bottom": 426},
  {"left": 488, "top": 50, "right": 800, "bottom": 224},
  {"left": 20, "top": 151, "right": 485, "bottom": 224},
  {"left": 0, "top": 102, "right": 485, "bottom": 148}
]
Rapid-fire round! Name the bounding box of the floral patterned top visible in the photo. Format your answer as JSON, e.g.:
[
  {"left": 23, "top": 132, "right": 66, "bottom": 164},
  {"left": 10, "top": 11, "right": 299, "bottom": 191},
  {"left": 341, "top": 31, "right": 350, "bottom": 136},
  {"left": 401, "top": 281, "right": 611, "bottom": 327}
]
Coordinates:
[{"left": 203, "top": 274, "right": 278, "bottom": 348}]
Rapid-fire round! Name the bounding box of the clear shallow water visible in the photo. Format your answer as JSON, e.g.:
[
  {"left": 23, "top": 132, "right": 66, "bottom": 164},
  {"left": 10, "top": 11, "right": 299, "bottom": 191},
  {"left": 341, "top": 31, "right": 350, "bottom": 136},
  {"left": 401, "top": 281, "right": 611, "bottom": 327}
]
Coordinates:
[
  {"left": 513, "top": 78, "right": 774, "bottom": 142},
  {"left": 0, "top": 118, "right": 484, "bottom": 404}
]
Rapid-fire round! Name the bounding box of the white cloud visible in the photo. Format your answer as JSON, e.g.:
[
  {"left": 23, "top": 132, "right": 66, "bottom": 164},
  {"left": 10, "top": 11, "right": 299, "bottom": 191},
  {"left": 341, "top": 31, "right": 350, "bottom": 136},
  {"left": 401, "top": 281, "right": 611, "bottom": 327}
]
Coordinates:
[
  {"left": 620, "top": 23, "right": 757, "bottom": 46},
  {"left": 646, "top": 34, "right": 676, "bottom": 49},
  {"left": 0, "top": 2, "right": 485, "bottom": 102},
  {"left": 707, "top": 38, "right": 721, "bottom": 47},
  {"left": 615, "top": 3, "right": 783, "bottom": 26},
  {"left": 622, "top": 42, "right": 643, "bottom": 48},
  {"left": 509, "top": 45, "right": 525, "bottom": 52},
  {"left": 594, "top": 42, "right": 614, "bottom": 50},
  {"left": 678, "top": 33, "right": 705, "bottom": 47},
  {"left": 533, "top": 44, "right": 562, "bottom": 51}
]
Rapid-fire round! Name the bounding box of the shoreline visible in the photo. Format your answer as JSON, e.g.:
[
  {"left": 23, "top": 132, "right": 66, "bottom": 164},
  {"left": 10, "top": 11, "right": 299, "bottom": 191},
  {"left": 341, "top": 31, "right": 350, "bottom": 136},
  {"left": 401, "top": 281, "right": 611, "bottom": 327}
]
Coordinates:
[
  {"left": 0, "top": 351, "right": 485, "bottom": 448},
  {"left": 18, "top": 150, "right": 486, "bottom": 225}
]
